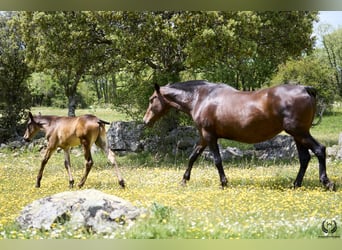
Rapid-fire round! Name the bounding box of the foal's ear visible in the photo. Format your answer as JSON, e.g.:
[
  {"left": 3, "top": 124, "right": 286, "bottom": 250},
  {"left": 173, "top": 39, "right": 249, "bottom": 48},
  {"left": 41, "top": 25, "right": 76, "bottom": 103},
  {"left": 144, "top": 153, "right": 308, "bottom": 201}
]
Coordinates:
[
  {"left": 154, "top": 83, "right": 160, "bottom": 94},
  {"left": 28, "top": 112, "right": 34, "bottom": 120}
]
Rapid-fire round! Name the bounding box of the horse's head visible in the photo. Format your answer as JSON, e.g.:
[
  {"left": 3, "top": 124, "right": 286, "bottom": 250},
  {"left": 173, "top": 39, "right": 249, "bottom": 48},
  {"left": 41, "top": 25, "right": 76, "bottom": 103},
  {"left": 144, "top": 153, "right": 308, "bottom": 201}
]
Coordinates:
[
  {"left": 143, "top": 84, "right": 171, "bottom": 126},
  {"left": 23, "top": 112, "right": 42, "bottom": 142}
]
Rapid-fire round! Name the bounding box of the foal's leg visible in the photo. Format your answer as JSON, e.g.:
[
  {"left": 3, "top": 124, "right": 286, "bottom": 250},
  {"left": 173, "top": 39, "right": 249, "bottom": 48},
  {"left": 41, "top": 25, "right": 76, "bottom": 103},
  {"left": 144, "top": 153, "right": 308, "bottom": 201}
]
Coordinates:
[
  {"left": 182, "top": 139, "right": 207, "bottom": 186},
  {"left": 63, "top": 148, "right": 75, "bottom": 188},
  {"left": 96, "top": 137, "right": 125, "bottom": 188},
  {"left": 78, "top": 141, "right": 94, "bottom": 188},
  {"left": 36, "top": 147, "right": 56, "bottom": 188}
]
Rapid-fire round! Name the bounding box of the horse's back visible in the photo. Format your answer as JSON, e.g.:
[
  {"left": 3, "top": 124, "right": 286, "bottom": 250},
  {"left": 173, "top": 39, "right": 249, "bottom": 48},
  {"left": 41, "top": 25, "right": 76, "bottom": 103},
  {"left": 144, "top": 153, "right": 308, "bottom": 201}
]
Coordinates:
[{"left": 195, "top": 83, "right": 317, "bottom": 143}]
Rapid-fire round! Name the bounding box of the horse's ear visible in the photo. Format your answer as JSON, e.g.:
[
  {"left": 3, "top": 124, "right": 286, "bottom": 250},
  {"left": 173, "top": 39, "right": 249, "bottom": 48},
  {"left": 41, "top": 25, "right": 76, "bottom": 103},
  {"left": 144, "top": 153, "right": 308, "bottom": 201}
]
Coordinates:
[{"left": 154, "top": 84, "right": 160, "bottom": 94}]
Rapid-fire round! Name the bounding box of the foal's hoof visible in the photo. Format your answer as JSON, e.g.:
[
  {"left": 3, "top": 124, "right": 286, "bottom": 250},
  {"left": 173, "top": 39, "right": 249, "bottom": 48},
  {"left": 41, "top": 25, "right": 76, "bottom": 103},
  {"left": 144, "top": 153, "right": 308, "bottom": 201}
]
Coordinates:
[
  {"left": 119, "top": 179, "right": 126, "bottom": 188},
  {"left": 69, "top": 180, "right": 75, "bottom": 189}
]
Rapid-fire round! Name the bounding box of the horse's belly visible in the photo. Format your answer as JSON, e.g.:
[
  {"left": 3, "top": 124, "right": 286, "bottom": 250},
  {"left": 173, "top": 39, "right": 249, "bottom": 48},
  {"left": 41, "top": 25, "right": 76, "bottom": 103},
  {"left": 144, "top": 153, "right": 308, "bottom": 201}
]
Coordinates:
[{"left": 217, "top": 120, "right": 283, "bottom": 144}]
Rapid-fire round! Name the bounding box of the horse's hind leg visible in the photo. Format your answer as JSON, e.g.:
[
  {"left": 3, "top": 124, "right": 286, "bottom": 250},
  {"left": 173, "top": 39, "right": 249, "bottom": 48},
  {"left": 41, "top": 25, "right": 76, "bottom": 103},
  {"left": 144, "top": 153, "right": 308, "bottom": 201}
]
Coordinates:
[
  {"left": 208, "top": 141, "right": 228, "bottom": 188},
  {"left": 294, "top": 134, "right": 334, "bottom": 190},
  {"left": 96, "top": 135, "right": 125, "bottom": 188},
  {"left": 78, "top": 141, "right": 94, "bottom": 188},
  {"left": 293, "top": 141, "right": 311, "bottom": 188},
  {"left": 64, "top": 148, "right": 75, "bottom": 188}
]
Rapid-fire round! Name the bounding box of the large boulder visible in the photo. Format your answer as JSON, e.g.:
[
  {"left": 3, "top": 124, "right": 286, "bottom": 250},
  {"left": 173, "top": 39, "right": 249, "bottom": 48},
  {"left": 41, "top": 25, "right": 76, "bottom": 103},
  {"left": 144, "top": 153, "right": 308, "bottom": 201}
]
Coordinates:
[
  {"left": 107, "top": 121, "right": 145, "bottom": 152},
  {"left": 16, "top": 189, "right": 144, "bottom": 233},
  {"left": 105, "top": 121, "right": 298, "bottom": 161},
  {"left": 254, "top": 135, "right": 297, "bottom": 160},
  {"left": 106, "top": 121, "right": 199, "bottom": 154},
  {"left": 326, "top": 133, "right": 342, "bottom": 159}
]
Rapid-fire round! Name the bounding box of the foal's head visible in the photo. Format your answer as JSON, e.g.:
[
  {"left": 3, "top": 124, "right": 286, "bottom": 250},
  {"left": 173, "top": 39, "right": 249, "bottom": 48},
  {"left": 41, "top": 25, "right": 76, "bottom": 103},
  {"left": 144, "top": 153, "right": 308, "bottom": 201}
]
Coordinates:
[
  {"left": 23, "top": 112, "right": 42, "bottom": 142},
  {"left": 143, "top": 84, "right": 170, "bottom": 126}
]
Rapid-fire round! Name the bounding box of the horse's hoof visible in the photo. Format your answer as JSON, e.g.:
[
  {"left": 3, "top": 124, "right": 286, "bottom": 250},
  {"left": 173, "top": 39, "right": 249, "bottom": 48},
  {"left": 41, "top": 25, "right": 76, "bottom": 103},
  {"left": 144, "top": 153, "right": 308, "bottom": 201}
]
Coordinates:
[
  {"left": 221, "top": 182, "right": 228, "bottom": 189},
  {"left": 35, "top": 184, "right": 40, "bottom": 188},
  {"left": 119, "top": 180, "right": 126, "bottom": 188},
  {"left": 220, "top": 177, "right": 228, "bottom": 189},
  {"left": 69, "top": 180, "right": 75, "bottom": 189},
  {"left": 326, "top": 182, "right": 336, "bottom": 191},
  {"left": 293, "top": 184, "right": 301, "bottom": 189},
  {"left": 180, "top": 179, "right": 188, "bottom": 187}
]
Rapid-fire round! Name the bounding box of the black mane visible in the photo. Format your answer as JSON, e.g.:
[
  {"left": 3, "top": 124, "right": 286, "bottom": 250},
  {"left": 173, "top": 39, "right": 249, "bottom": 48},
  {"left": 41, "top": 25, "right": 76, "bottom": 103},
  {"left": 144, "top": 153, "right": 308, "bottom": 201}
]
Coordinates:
[
  {"left": 167, "top": 80, "right": 233, "bottom": 92},
  {"left": 168, "top": 80, "right": 213, "bottom": 90}
]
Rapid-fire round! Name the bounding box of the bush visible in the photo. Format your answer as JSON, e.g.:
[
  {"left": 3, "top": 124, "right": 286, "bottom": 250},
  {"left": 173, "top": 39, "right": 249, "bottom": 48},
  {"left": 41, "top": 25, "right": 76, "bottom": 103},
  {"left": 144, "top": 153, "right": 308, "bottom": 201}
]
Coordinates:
[
  {"left": 0, "top": 14, "right": 32, "bottom": 141},
  {"left": 271, "top": 56, "right": 337, "bottom": 113}
]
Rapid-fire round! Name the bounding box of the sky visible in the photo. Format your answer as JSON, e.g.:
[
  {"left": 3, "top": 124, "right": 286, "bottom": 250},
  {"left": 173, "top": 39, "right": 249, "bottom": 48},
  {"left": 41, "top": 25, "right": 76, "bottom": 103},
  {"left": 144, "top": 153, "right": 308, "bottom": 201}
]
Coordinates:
[
  {"left": 316, "top": 11, "right": 342, "bottom": 29},
  {"left": 314, "top": 11, "right": 342, "bottom": 47}
]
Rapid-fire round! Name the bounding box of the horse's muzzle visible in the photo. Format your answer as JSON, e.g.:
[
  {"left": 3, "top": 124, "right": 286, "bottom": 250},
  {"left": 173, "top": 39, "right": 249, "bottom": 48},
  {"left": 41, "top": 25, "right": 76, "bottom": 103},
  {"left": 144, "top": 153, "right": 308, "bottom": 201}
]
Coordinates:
[{"left": 23, "top": 137, "right": 31, "bottom": 143}]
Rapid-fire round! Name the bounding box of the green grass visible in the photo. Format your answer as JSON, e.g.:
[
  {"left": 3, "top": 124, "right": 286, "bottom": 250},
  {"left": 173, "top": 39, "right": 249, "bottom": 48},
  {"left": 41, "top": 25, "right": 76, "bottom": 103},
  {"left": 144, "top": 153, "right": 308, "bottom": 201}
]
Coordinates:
[
  {"left": 311, "top": 111, "right": 342, "bottom": 147},
  {"left": 31, "top": 106, "right": 130, "bottom": 123},
  {"left": 1, "top": 106, "right": 342, "bottom": 239}
]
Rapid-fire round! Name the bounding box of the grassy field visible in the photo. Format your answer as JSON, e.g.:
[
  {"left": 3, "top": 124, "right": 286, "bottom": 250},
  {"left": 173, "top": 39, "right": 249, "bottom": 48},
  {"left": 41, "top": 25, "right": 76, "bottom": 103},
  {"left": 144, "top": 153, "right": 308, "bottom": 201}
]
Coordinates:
[{"left": 0, "top": 107, "right": 342, "bottom": 239}]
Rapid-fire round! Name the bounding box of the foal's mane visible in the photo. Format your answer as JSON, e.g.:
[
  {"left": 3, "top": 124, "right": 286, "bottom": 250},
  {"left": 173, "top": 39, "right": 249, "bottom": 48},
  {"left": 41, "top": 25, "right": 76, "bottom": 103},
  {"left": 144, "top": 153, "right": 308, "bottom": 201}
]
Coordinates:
[{"left": 33, "top": 114, "right": 60, "bottom": 126}]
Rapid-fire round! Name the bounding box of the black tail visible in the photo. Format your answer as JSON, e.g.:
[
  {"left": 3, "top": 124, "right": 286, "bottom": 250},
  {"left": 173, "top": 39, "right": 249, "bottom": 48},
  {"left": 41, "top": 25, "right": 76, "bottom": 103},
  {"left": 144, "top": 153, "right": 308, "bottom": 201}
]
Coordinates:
[
  {"left": 304, "top": 86, "right": 317, "bottom": 98},
  {"left": 305, "top": 86, "right": 324, "bottom": 126}
]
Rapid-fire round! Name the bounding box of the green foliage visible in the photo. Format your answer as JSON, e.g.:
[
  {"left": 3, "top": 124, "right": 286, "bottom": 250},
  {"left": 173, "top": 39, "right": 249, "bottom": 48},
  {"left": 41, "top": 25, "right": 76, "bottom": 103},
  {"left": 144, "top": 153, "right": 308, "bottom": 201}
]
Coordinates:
[
  {"left": 15, "top": 11, "right": 119, "bottom": 116},
  {"left": 322, "top": 27, "right": 342, "bottom": 95},
  {"left": 0, "top": 13, "right": 31, "bottom": 141},
  {"left": 186, "top": 11, "right": 318, "bottom": 90},
  {"left": 27, "top": 72, "right": 65, "bottom": 107},
  {"left": 271, "top": 55, "right": 336, "bottom": 112},
  {"left": 7, "top": 11, "right": 322, "bottom": 122},
  {"left": 109, "top": 11, "right": 319, "bottom": 122}
]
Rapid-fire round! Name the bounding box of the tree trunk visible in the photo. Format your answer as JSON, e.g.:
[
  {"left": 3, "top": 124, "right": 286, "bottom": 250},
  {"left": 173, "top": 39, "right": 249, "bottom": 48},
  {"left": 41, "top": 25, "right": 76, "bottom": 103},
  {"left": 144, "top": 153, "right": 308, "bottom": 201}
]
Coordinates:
[{"left": 68, "top": 94, "right": 77, "bottom": 117}]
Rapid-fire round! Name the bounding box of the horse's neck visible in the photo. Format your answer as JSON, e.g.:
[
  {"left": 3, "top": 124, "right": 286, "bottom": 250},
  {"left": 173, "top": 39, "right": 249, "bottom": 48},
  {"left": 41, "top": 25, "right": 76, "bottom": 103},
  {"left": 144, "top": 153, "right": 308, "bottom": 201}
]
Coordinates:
[{"left": 162, "top": 87, "right": 194, "bottom": 114}]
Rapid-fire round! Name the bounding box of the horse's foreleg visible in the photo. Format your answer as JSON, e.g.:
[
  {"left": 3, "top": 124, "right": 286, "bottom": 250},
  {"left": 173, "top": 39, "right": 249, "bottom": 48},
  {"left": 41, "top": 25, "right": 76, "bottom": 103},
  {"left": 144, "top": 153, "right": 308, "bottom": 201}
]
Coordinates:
[
  {"left": 182, "top": 141, "right": 207, "bottom": 186},
  {"left": 78, "top": 144, "right": 93, "bottom": 188},
  {"left": 64, "top": 149, "right": 74, "bottom": 188},
  {"left": 36, "top": 147, "right": 55, "bottom": 188},
  {"left": 208, "top": 141, "right": 228, "bottom": 189}
]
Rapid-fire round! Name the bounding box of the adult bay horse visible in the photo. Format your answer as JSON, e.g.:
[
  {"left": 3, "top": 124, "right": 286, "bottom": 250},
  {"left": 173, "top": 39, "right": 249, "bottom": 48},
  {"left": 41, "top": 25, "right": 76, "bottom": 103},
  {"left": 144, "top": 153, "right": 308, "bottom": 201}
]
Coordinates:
[
  {"left": 143, "top": 80, "right": 335, "bottom": 190},
  {"left": 23, "top": 112, "right": 125, "bottom": 189}
]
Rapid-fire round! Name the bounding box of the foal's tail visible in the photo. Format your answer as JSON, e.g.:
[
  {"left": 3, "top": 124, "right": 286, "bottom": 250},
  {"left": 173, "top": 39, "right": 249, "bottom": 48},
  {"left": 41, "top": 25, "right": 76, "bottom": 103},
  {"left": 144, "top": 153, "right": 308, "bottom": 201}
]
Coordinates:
[
  {"left": 98, "top": 119, "right": 110, "bottom": 126},
  {"left": 304, "top": 86, "right": 323, "bottom": 127}
]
